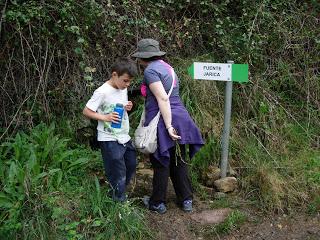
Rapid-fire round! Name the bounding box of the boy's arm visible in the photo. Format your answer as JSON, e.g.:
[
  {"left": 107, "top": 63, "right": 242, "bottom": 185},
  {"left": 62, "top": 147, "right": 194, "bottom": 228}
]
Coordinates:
[{"left": 83, "top": 107, "right": 120, "bottom": 123}]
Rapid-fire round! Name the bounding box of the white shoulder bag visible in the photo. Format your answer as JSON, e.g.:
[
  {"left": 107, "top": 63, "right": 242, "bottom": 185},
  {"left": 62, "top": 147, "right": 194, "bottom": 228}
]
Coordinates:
[{"left": 134, "top": 68, "right": 175, "bottom": 154}]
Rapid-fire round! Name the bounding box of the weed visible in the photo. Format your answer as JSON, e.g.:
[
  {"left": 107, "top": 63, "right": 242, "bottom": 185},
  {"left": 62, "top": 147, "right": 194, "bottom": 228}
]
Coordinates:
[
  {"left": 230, "top": 118, "right": 320, "bottom": 212},
  {"left": 304, "top": 154, "right": 320, "bottom": 186},
  {"left": 209, "top": 198, "right": 232, "bottom": 209},
  {"left": 307, "top": 196, "right": 320, "bottom": 215},
  {"left": 197, "top": 210, "right": 247, "bottom": 238},
  {"left": 0, "top": 123, "right": 151, "bottom": 239},
  {"left": 214, "top": 210, "right": 247, "bottom": 234},
  {"left": 191, "top": 137, "right": 220, "bottom": 175}
]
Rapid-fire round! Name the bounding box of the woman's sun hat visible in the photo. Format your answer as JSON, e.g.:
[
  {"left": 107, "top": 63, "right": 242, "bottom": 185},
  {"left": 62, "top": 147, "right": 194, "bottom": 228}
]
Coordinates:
[{"left": 132, "top": 38, "right": 166, "bottom": 58}]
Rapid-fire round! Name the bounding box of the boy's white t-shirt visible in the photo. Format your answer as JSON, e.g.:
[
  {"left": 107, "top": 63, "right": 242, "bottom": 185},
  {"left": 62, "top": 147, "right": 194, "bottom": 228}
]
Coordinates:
[{"left": 86, "top": 82, "right": 130, "bottom": 144}]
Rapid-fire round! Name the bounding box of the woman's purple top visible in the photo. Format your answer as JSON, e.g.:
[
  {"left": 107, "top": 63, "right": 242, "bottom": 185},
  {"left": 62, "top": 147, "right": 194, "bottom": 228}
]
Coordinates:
[{"left": 143, "top": 60, "right": 204, "bottom": 167}]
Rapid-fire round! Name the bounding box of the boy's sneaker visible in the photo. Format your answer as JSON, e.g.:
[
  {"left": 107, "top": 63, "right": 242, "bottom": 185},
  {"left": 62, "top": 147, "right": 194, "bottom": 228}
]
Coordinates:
[
  {"left": 182, "top": 199, "right": 193, "bottom": 212},
  {"left": 143, "top": 196, "right": 167, "bottom": 214}
]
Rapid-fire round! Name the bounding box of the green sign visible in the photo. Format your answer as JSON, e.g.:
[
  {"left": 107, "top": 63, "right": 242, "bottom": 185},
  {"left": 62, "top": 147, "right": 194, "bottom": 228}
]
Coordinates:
[{"left": 188, "top": 62, "right": 249, "bottom": 83}]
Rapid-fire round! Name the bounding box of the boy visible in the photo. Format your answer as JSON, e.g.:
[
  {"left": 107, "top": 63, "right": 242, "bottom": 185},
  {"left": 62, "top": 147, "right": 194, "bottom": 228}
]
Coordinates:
[{"left": 83, "top": 58, "right": 138, "bottom": 202}]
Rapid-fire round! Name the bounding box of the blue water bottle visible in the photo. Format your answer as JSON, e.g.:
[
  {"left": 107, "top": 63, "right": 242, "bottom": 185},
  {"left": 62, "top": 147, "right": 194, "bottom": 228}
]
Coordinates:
[{"left": 111, "top": 103, "right": 124, "bottom": 128}]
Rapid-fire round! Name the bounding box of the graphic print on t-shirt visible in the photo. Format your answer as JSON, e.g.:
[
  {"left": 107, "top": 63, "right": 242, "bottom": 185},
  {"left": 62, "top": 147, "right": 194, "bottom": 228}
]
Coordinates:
[{"left": 101, "top": 102, "right": 128, "bottom": 137}]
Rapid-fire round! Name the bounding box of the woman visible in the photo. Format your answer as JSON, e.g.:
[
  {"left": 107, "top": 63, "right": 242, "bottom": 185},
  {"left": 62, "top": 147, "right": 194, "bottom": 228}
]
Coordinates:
[{"left": 132, "top": 39, "right": 204, "bottom": 214}]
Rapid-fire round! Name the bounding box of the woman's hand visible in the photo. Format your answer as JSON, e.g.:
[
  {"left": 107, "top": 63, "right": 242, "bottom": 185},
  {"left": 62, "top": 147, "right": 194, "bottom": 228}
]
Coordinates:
[
  {"left": 125, "top": 101, "right": 133, "bottom": 111},
  {"left": 167, "top": 126, "right": 181, "bottom": 141}
]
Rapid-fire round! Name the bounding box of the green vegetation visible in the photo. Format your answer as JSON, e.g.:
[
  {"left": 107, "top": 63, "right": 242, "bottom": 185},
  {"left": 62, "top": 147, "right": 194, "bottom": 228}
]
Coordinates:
[
  {"left": 0, "top": 123, "right": 150, "bottom": 239},
  {"left": 213, "top": 210, "right": 247, "bottom": 234},
  {"left": 193, "top": 210, "right": 247, "bottom": 238},
  {"left": 307, "top": 196, "right": 320, "bottom": 215},
  {"left": 1, "top": 0, "right": 319, "bottom": 237}
]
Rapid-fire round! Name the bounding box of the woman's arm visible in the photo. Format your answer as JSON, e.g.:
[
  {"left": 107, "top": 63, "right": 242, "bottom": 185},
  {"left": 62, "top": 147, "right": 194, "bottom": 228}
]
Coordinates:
[{"left": 149, "top": 81, "right": 181, "bottom": 140}]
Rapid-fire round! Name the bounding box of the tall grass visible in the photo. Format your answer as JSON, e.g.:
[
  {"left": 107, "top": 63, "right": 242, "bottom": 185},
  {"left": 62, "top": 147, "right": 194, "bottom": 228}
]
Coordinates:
[
  {"left": 0, "top": 123, "right": 150, "bottom": 239},
  {"left": 172, "top": 54, "right": 319, "bottom": 212}
]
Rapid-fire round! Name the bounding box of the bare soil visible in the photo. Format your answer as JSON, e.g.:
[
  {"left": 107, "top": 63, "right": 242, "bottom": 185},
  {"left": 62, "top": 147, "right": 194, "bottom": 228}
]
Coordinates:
[{"left": 131, "top": 164, "right": 320, "bottom": 240}]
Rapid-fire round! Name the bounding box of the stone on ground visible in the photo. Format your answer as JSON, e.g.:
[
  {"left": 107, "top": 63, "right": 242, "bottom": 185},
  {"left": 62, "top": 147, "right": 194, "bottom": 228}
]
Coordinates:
[
  {"left": 214, "top": 177, "right": 237, "bottom": 193},
  {"left": 190, "top": 208, "right": 232, "bottom": 225}
]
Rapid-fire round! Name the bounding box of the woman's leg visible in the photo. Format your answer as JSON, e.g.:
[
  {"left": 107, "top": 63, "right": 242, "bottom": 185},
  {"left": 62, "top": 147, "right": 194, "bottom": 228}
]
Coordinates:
[
  {"left": 149, "top": 155, "right": 170, "bottom": 205},
  {"left": 169, "top": 145, "right": 193, "bottom": 204}
]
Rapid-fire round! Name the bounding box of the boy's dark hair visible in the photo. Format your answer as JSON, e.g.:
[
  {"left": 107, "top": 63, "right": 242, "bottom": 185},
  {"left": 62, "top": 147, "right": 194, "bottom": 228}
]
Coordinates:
[{"left": 111, "top": 57, "right": 138, "bottom": 78}]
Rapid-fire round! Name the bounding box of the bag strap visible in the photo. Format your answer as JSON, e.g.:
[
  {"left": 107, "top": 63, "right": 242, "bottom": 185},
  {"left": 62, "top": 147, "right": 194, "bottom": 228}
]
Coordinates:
[
  {"left": 159, "top": 60, "right": 175, "bottom": 97},
  {"left": 139, "top": 61, "right": 175, "bottom": 126},
  {"left": 167, "top": 68, "right": 175, "bottom": 97}
]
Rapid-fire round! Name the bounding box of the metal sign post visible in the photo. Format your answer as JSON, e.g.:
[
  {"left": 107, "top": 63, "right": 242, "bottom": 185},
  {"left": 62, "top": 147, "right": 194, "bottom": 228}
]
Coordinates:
[
  {"left": 188, "top": 61, "right": 248, "bottom": 178},
  {"left": 220, "top": 60, "right": 234, "bottom": 178}
]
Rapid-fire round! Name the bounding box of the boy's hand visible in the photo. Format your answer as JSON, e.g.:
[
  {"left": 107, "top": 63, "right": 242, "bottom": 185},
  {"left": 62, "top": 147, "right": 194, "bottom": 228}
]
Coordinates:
[
  {"left": 105, "top": 112, "right": 120, "bottom": 123},
  {"left": 125, "top": 101, "right": 133, "bottom": 111}
]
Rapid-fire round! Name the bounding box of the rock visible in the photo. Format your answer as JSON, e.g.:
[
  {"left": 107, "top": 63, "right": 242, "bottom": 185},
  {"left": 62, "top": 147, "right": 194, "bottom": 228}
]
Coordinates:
[
  {"left": 202, "top": 166, "right": 221, "bottom": 187},
  {"left": 199, "top": 184, "right": 215, "bottom": 196},
  {"left": 214, "top": 177, "right": 237, "bottom": 193},
  {"left": 190, "top": 208, "right": 232, "bottom": 225}
]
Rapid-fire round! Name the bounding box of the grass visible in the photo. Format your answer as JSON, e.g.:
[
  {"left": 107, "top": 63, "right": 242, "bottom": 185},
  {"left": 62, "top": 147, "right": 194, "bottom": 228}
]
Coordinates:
[
  {"left": 193, "top": 210, "right": 247, "bottom": 238},
  {"left": 188, "top": 113, "right": 319, "bottom": 213},
  {"left": 173, "top": 54, "right": 319, "bottom": 214},
  {"left": 0, "top": 123, "right": 152, "bottom": 239},
  {"left": 0, "top": 52, "right": 319, "bottom": 237},
  {"left": 307, "top": 196, "right": 320, "bottom": 215},
  {"left": 232, "top": 121, "right": 320, "bottom": 212},
  {"left": 213, "top": 210, "right": 247, "bottom": 234}
]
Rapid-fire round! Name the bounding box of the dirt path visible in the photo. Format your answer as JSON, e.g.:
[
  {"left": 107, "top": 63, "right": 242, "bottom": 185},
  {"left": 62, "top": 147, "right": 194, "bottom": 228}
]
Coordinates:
[
  {"left": 132, "top": 165, "right": 320, "bottom": 240},
  {"left": 222, "top": 214, "right": 320, "bottom": 240}
]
